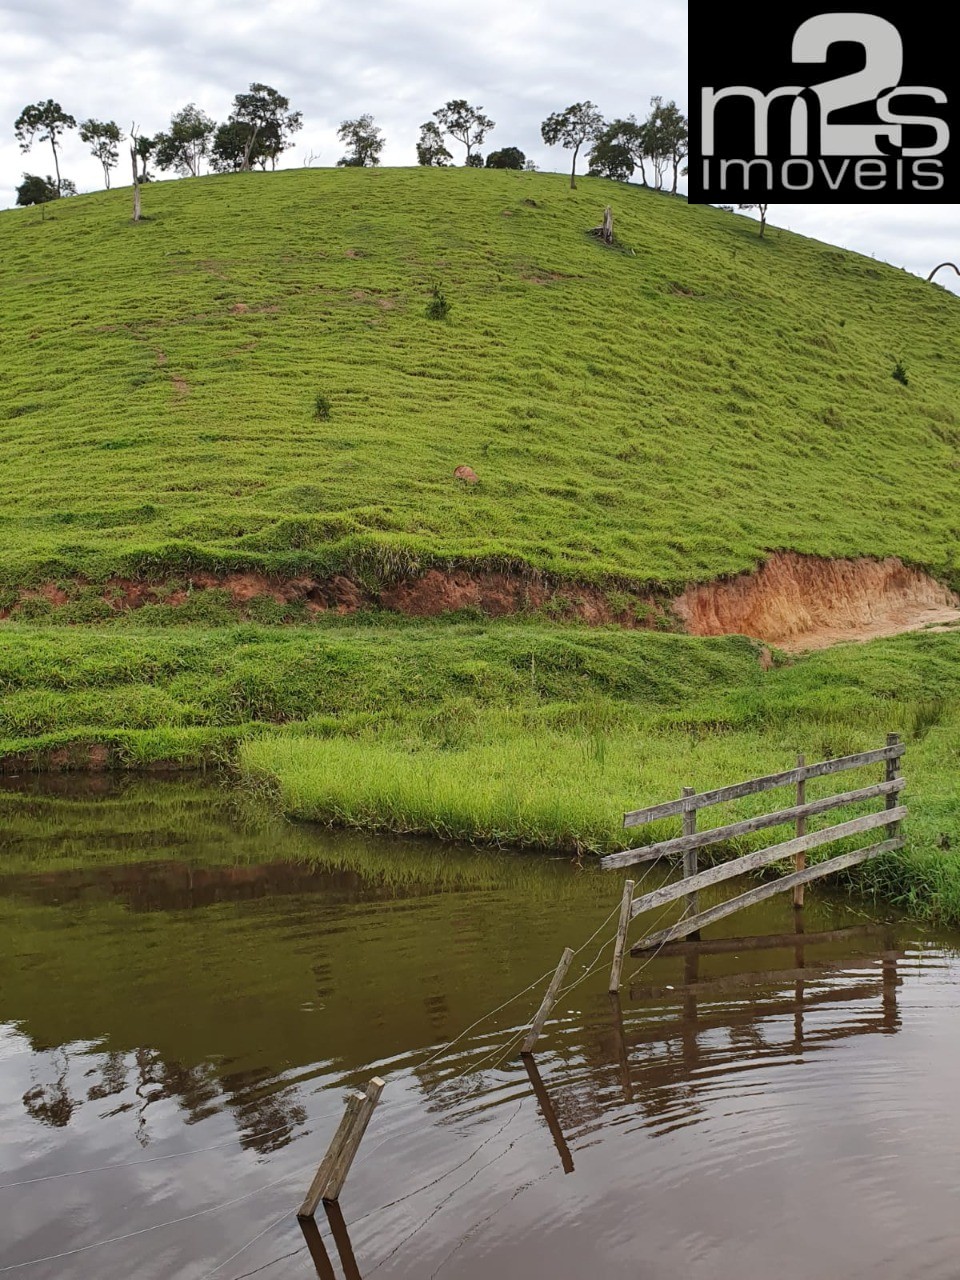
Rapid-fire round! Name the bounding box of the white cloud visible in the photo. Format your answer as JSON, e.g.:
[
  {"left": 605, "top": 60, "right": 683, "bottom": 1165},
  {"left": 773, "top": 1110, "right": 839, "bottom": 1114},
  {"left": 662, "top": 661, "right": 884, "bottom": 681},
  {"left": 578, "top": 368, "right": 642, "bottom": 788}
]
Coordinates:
[{"left": 1, "top": 0, "right": 957, "bottom": 292}]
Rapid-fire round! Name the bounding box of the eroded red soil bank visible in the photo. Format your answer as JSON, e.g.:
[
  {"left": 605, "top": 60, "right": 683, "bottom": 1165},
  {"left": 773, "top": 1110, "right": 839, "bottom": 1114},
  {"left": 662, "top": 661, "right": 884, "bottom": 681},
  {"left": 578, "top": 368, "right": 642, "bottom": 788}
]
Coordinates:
[{"left": 3, "top": 553, "right": 957, "bottom": 649}]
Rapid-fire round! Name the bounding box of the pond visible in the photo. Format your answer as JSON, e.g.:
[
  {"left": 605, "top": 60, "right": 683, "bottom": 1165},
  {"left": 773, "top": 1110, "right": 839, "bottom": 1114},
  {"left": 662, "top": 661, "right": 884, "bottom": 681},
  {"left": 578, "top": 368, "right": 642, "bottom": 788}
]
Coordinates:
[{"left": 1, "top": 776, "right": 958, "bottom": 1279}]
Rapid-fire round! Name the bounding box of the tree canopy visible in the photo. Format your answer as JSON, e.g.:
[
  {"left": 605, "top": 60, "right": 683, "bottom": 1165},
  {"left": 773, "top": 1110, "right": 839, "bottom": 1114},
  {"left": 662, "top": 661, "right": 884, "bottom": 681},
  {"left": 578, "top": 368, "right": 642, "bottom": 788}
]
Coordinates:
[
  {"left": 540, "top": 102, "right": 604, "bottom": 189},
  {"left": 485, "top": 147, "right": 526, "bottom": 169},
  {"left": 227, "top": 83, "right": 302, "bottom": 171},
  {"left": 433, "top": 100, "right": 494, "bottom": 163},
  {"left": 79, "top": 119, "right": 122, "bottom": 189},
  {"left": 337, "top": 115, "right": 385, "bottom": 167},
  {"left": 15, "top": 173, "right": 58, "bottom": 205},
  {"left": 416, "top": 122, "right": 451, "bottom": 167},
  {"left": 14, "top": 100, "right": 76, "bottom": 194},
  {"left": 154, "top": 104, "right": 216, "bottom": 177}
]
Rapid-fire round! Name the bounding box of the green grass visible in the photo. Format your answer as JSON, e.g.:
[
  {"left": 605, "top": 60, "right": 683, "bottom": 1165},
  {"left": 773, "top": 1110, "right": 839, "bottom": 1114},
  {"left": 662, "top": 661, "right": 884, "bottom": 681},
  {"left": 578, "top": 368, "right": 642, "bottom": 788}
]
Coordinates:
[
  {"left": 3, "top": 167, "right": 960, "bottom": 925},
  {"left": 2, "top": 619, "right": 960, "bottom": 922},
  {"left": 2, "top": 167, "right": 960, "bottom": 589}
]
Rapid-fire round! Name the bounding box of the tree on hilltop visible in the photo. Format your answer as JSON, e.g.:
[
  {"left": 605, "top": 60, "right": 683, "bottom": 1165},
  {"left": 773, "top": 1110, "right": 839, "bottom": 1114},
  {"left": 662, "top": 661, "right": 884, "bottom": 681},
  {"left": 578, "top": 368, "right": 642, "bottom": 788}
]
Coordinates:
[
  {"left": 337, "top": 115, "right": 385, "bottom": 167},
  {"left": 586, "top": 101, "right": 688, "bottom": 193},
  {"left": 16, "top": 173, "right": 58, "bottom": 205},
  {"left": 540, "top": 102, "right": 604, "bottom": 189},
  {"left": 79, "top": 119, "right": 123, "bottom": 189},
  {"left": 650, "top": 98, "right": 688, "bottom": 194},
  {"left": 587, "top": 122, "right": 638, "bottom": 182},
  {"left": 227, "top": 83, "right": 302, "bottom": 171},
  {"left": 154, "top": 104, "right": 216, "bottom": 177},
  {"left": 433, "top": 100, "right": 494, "bottom": 165},
  {"left": 133, "top": 134, "right": 157, "bottom": 183},
  {"left": 211, "top": 120, "right": 263, "bottom": 172},
  {"left": 14, "top": 100, "right": 76, "bottom": 195},
  {"left": 485, "top": 147, "right": 526, "bottom": 169},
  {"left": 738, "top": 203, "right": 769, "bottom": 237},
  {"left": 416, "top": 121, "right": 451, "bottom": 166}
]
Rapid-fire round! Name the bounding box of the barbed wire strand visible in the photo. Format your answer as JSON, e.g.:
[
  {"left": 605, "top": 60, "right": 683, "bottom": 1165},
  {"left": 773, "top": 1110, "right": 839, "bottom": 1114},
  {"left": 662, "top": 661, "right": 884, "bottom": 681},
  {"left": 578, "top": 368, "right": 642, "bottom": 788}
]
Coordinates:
[
  {"left": 201, "top": 1205, "right": 296, "bottom": 1280},
  {"left": 368, "top": 1124, "right": 532, "bottom": 1275},
  {"left": 229, "top": 1246, "right": 307, "bottom": 1280},
  {"left": 353, "top": 1098, "right": 526, "bottom": 1226},
  {"left": 0, "top": 1165, "right": 311, "bottom": 1274}
]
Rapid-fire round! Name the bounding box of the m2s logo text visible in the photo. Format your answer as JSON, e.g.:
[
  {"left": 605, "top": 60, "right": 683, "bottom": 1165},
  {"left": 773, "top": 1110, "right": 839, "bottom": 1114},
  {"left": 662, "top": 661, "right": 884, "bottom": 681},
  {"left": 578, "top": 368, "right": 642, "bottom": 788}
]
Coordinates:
[{"left": 689, "top": 7, "right": 956, "bottom": 202}]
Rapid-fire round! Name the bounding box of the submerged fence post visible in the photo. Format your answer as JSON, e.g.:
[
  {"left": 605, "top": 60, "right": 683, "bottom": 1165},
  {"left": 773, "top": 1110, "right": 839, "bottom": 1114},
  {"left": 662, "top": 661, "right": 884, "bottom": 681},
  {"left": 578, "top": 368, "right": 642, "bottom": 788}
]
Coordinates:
[
  {"left": 794, "top": 753, "right": 807, "bottom": 909},
  {"left": 609, "top": 879, "right": 635, "bottom": 992},
  {"left": 681, "top": 787, "right": 700, "bottom": 941},
  {"left": 297, "top": 1077, "right": 385, "bottom": 1218},
  {"left": 522, "top": 947, "right": 575, "bottom": 1055}
]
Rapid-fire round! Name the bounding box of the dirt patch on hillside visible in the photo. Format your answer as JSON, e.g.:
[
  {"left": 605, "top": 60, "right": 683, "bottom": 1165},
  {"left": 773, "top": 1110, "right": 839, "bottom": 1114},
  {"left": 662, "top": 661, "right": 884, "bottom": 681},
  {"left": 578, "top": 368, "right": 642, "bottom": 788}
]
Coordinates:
[{"left": 674, "top": 552, "right": 960, "bottom": 650}]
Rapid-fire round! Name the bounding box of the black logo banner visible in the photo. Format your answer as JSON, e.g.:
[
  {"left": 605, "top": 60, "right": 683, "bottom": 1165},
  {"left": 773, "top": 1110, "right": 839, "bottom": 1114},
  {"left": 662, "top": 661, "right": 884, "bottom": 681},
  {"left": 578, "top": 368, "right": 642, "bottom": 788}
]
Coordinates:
[{"left": 689, "top": 5, "right": 957, "bottom": 202}]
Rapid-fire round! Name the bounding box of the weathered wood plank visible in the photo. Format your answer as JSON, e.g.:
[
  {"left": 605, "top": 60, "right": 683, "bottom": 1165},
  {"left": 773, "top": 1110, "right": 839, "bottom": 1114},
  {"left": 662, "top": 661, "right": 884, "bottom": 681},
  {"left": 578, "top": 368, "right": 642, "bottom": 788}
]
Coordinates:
[
  {"left": 522, "top": 946, "right": 575, "bottom": 1055},
  {"left": 608, "top": 878, "right": 635, "bottom": 992},
  {"left": 298, "top": 1092, "right": 364, "bottom": 1219},
  {"left": 886, "top": 734, "right": 903, "bottom": 841},
  {"left": 322, "top": 1076, "right": 385, "bottom": 1203},
  {"left": 628, "top": 808, "right": 906, "bottom": 919},
  {"left": 681, "top": 787, "right": 699, "bottom": 932},
  {"left": 794, "top": 754, "right": 807, "bottom": 909},
  {"left": 600, "top": 778, "right": 905, "bottom": 869},
  {"left": 623, "top": 744, "right": 904, "bottom": 827},
  {"left": 631, "top": 836, "right": 904, "bottom": 949},
  {"left": 643, "top": 924, "right": 880, "bottom": 958}
]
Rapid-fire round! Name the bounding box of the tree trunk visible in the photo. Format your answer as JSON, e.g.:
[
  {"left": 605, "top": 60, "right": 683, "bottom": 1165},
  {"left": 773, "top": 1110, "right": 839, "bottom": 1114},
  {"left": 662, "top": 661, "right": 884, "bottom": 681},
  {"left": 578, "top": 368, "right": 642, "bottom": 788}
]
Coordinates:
[
  {"left": 570, "top": 144, "right": 579, "bottom": 190},
  {"left": 51, "top": 137, "right": 61, "bottom": 196},
  {"left": 104, "top": 163, "right": 111, "bottom": 190},
  {"left": 241, "top": 123, "right": 260, "bottom": 171},
  {"left": 130, "top": 141, "right": 141, "bottom": 222}
]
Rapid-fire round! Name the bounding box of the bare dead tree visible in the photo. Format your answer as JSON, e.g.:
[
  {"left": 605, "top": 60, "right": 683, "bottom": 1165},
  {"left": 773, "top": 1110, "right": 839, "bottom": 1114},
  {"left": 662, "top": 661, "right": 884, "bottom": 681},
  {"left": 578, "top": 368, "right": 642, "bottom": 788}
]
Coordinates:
[{"left": 130, "top": 123, "right": 142, "bottom": 222}]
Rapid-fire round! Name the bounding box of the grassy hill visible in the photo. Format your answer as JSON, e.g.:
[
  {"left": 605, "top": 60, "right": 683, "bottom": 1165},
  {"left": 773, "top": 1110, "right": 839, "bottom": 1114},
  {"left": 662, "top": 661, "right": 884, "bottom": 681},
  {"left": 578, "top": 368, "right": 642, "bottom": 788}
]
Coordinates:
[
  {"left": 3, "top": 167, "right": 960, "bottom": 926},
  {"left": 2, "top": 166, "right": 960, "bottom": 589}
]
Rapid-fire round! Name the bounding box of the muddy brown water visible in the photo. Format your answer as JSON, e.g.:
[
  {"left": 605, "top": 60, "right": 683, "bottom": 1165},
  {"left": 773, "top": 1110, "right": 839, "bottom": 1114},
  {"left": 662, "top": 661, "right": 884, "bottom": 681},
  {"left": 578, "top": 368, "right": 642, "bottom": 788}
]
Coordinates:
[{"left": 1, "top": 777, "right": 959, "bottom": 1280}]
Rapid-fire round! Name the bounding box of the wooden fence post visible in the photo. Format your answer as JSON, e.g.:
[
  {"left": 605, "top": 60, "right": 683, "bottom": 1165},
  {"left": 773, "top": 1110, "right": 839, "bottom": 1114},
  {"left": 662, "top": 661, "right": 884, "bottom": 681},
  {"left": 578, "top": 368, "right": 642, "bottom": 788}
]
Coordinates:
[
  {"left": 522, "top": 947, "right": 575, "bottom": 1055},
  {"left": 297, "top": 1077, "right": 385, "bottom": 1218},
  {"left": 886, "top": 734, "right": 902, "bottom": 840},
  {"left": 682, "top": 787, "right": 700, "bottom": 940},
  {"left": 794, "top": 754, "right": 807, "bottom": 908},
  {"left": 609, "top": 879, "right": 635, "bottom": 992}
]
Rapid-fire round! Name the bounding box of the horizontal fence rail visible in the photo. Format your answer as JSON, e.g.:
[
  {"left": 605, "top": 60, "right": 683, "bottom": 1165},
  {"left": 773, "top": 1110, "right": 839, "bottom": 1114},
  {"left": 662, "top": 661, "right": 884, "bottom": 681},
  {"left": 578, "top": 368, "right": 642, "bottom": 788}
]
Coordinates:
[
  {"left": 601, "top": 778, "right": 906, "bottom": 871},
  {"left": 620, "top": 743, "right": 904, "bottom": 830},
  {"left": 603, "top": 735, "right": 906, "bottom": 970}
]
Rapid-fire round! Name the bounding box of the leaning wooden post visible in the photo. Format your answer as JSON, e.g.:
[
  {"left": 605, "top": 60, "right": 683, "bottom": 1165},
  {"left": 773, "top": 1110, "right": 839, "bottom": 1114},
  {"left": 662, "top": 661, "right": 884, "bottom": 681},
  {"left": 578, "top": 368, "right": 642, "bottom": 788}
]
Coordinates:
[
  {"left": 297, "top": 1077, "right": 385, "bottom": 1218},
  {"left": 609, "top": 879, "right": 635, "bottom": 992},
  {"left": 794, "top": 754, "right": 807, "bottom": 909},
  {"left": 681, "top": 788, "right": 700, "bottom": 940},
  {"left": 521, "top": 947, "right": 575, "bottom": 1055}
]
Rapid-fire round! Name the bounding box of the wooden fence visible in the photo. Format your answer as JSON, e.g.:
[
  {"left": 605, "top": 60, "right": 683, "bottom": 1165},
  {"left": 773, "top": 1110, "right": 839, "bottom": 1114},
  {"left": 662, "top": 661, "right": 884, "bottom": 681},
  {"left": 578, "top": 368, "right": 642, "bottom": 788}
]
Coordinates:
[{"left": 602, "top": 734, "right": 906, "bottom": 960}]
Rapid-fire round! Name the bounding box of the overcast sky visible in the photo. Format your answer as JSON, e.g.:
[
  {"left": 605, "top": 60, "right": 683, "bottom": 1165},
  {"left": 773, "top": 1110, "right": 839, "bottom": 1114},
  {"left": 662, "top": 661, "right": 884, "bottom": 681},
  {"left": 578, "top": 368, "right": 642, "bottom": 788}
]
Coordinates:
[{"left": 2, "top": 0, "right": 958, "bottom": 292}]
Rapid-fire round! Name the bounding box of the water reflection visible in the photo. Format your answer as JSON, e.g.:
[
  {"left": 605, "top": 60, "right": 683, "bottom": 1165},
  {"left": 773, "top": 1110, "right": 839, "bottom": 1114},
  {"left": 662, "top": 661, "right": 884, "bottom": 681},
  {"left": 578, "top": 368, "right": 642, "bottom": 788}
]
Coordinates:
[{"left": 1, "top": 777, "right": 959, "bottom": 1280}]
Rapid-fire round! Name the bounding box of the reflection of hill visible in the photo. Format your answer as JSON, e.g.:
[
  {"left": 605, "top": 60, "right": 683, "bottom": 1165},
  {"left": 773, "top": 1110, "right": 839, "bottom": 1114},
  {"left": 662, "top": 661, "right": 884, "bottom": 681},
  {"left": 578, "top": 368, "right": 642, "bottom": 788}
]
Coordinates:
[{"left": 0, "top": 778, "right": 912, "bottom": 1168}]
